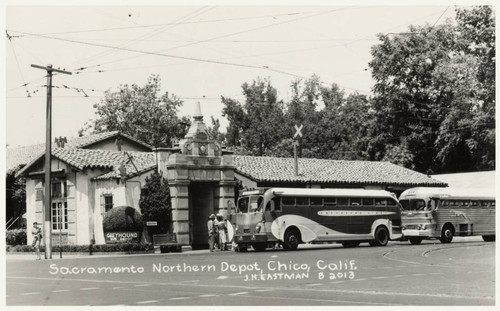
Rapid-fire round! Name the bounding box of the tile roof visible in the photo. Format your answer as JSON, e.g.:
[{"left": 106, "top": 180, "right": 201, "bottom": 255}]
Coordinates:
[
  {"left": 6, "top": 131, "right": 152, "bottom": 173},
  {"left": 233, "top": 155, "right": 447, "bottom": 187},
  {"left": 16, "top": 148, "right": 156, "bottom": 180}
]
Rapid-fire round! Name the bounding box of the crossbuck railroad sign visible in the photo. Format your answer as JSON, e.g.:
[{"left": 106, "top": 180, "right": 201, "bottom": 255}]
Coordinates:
[{"left": 294, "top": 124, "right": 303, "bottom": 139}]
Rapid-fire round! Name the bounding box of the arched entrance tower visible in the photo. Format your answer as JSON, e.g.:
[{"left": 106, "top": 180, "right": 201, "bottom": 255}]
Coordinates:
[{"left": 154, "top": 102, "right": 236, "bottom": 249}]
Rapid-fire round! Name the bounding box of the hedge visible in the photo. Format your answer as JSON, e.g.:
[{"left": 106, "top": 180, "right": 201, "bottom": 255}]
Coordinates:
[
  {"left": 6, "top": 229, "right": 27, "bottom": 246},
  {"left": 6, "top": 243, "right": 153, "bottom": 253},
  {"left": 103, "top": 206, "right": 143, "bottom": 232}
]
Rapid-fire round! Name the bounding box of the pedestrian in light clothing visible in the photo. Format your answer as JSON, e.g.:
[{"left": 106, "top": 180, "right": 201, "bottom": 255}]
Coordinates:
[
  {"left": 32, "top": 222, "right": 42, "bottom": 260},
  {"left": 207, "top": 214, "right": 217, "bottom": 252},
  {"left": 216, "top": 213, "right": 228, "bottom": 251}
]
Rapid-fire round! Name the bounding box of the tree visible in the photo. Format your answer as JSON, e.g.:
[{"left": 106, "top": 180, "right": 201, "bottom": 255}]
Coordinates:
[
  {"left": 6, "top": 170, "right": 26, "bottom": 229},
  {"left": 368, "top": 6, "right": 495, "bottom": 173},
  {"left": 83, "top": 75, "right": 189, "bottom": 147},
  {"left": 222, "top": 78, "right": 287, "bottom": 156},
  {"left": 139, "top": 171, "right": 171, "bottom": 235}
]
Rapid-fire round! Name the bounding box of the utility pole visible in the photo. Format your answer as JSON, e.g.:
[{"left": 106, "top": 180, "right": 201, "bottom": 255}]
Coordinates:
[{"left": 31, "top": 64, "right": 71, "bottom": 259}]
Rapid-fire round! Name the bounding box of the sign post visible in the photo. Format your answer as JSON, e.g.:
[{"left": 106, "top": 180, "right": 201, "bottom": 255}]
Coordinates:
[{"left": 293, "top": 124, "right": 303, "bottom": 176}]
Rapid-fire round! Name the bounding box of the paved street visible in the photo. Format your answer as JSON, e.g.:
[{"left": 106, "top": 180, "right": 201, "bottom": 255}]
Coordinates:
[{"left": 6, "top": 236, "right": 494, "bottom": 306}]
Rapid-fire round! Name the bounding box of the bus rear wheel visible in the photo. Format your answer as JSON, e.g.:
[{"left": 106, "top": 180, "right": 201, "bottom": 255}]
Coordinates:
[
  {"left": 341, "top": 241, "right": 360, "bottom": 248},
  {"left": 439, "top": 225, "right": 454, "bottom": 243},
  {"left": 482, "top": 235, "right": 495, "bottom": 242},
  {"left": 409, "top": 237, "right": 423, "bottom": 245},
  {"left": 283, "top": 229, "right": 300, "bottom": 251},
  {"left": 252, "top": 243, "right": 267, "bottom": 252},
  {"left": 372, "top": 226, "right": 389, "bottom": 246}
]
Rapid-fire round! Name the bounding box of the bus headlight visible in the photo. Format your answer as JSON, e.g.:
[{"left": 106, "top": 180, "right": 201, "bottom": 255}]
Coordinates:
[
  {"left": 421, "top": 224, "right": 427, "bottom": 230},
  {"left": 255, "top": 223, "right": 262, "bottom": 233}
]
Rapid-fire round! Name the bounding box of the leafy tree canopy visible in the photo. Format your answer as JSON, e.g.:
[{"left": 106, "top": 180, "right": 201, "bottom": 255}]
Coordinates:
[{"left": 81, "top": 75, "right": 190, "bottom": 148}]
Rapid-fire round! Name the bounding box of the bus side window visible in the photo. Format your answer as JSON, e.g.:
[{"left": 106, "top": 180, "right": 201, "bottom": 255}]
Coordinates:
[
  {"left": 350, "top": 198, "right": 361, "bottom": 206},
  {"left": 296, "top": 197, "right": 309, "bottom": 206},
  {"left": 273, "top": 198, "right": 281, "bottom": 211},
  {"left": 491, "top": 201, "right": 495, "bottom": 207},
  {"left": 375, "top": 199, "right": 387, "bottom": 206},
  {"left": 481, "top": 201, "right": 489, "bottom": 207},
  {"left": 363, "top": 198, "right": 374, "bottom": 206},
  {"left": 310, "top": 197, "right": 322, "bottom": 206},
  {"left": 428, "top": 199, "right": 436, "bottom": 211},
  {"left": 337, "top": 198, "right": 349, "bottom": 206},
  {"left": 388, "top": 199, "right": 397, "bottom": 206},
  {"left": 324, "top": 197, "right": 336, "bottom": 206},
  {"left": 282, "top": 197, "right": 295, "bottom": 207},
  {"left": 443, "top": 200, "right": 449, "bottom": 207},
  {"left": 265, "top": 201, "right": 272, "bottom": 212},
  {"left": 471, "top": 201, "right": 479, "bottom": 207}
]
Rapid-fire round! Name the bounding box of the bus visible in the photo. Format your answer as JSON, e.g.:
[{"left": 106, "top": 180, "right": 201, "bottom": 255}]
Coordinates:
[
  {"left": 228, "top": 188, "right": 402, "bottom": 252},
  {"left": 399, "top": 187, "right": 495, "bottom": 245}
]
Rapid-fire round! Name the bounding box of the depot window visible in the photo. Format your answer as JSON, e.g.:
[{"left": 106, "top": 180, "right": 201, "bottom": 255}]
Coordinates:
[{"left": 51, "top": 201, "right": 68, "bottom": 231}]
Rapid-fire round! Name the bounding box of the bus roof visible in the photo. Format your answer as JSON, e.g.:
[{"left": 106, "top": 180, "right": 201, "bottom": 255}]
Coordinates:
[
  {"left": 399, "top": 187, "right": 495, "bottom": 200},
  {"left": 260, "top": 188, "right": 396, "bottom": 198}
]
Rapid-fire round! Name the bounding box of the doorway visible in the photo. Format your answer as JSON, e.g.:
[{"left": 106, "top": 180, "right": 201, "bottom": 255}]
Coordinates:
[{"left": 189, "top": 182, "right": 216, "bottom": 249}]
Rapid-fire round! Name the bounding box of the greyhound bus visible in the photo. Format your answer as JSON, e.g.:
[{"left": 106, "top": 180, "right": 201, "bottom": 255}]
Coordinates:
[
  {"left": 228, "top": 188, "right": 402, "bottom": 252},
  {"left": 399, "top": 187, "right": 495, "bottom": 244}
]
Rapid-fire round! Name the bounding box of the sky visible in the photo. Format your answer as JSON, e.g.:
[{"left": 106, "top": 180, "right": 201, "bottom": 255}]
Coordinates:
[{"left": 4, "top": 2, "right": 463, "bottom": 148}]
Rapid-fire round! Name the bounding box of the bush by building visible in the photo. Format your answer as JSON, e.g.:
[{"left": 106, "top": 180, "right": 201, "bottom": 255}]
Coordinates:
[
  {"left": 103, "top": 206, "right": 143, "bottom": 233},
  {"left": 6, "top": 229, "right": 27, "bottom": 246}
]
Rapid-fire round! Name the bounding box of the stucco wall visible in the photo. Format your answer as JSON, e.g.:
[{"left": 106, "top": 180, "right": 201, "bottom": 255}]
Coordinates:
[{"left": 91, "top": 171, "right": 153, "bottom": 244}]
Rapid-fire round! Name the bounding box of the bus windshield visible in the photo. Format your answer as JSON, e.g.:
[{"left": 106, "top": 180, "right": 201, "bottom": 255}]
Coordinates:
[
  {"left": 400, "top": 199, "right": 427, "bottom": 211},
  {"left": 237, "top": 195, "right": 263, "bottom": 213}
]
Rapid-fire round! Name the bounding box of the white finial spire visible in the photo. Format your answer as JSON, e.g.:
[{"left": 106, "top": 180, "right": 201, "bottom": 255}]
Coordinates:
[{"left": 193, "top": 101, "right": 203, "bottom": 120}]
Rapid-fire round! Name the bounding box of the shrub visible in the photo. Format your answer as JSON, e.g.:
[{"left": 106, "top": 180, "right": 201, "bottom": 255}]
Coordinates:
[
  {"left": 6, "top": 229, "right": 27, "bottom": 246},
  {"left": 140, "top": 171, "right": 172, "bottom": 235},
  {"left": 103, "top": 206, "right": 143, "bottom": 233}
]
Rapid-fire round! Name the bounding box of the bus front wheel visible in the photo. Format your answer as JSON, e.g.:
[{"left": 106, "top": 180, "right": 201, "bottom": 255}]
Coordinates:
[
  {"left": 409, "top": 237, "right": 423, "bottom": 245},
  {"left": 482, "top": 235, "right": 495, "bottom": 242},
  {"left": 252, "top": 243, "right": 267, "bottom": 252},
  {"left": 234, "top": 245, "right": 248, "bottom": 252},
  {"left": 439, "top": 225, "right": 454, "bottom": 243},
  {"left": 283, "top": 229, "right": 301, "bottom": 251},
  {"left": 372, "top": 226, "right": 389, "bottom": 246}
]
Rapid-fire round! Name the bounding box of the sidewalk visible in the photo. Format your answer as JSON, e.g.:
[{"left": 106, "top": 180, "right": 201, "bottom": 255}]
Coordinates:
[{"left": 5, "top": 246, "right": 234, "bottom": 261}]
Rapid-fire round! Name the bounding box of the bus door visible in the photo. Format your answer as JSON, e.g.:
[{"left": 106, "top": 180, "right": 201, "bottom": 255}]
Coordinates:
[{"left": 263, "top": 197, "right": 281, "bottom": 234}]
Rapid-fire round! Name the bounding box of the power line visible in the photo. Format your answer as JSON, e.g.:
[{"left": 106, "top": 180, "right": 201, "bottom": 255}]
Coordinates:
[
  {"left": 432, "top": 6, "right": 451, "bottom": 28},
  {"left": 7, "top": 31, "right": 31, "bottom": 96},
  {"left": 26, "top": 10, "right": 331, "bottom": 36},
  {"left": 71, "top": 6, "right": 215, "bottom": 70},
  {"left": 84, "top": 6, "right": 357, "bottom": 69},
  {"left": 6, "top": 31, "right": 313, "bottom": 78}
]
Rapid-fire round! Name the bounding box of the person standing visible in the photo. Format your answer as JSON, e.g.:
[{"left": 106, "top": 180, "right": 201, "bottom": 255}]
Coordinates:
[
  {"left": 216, "top": 213, "right": 228, "bottom": 251},
  {"left": 207, "top": 214, "right": 217, "bottom": 252},
  {"left": 32, "top": 222, "right": 42, "bottom": 260}
]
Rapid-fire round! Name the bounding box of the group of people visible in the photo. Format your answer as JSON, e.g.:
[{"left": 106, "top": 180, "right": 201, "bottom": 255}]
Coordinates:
[{"left": 207, "top": 213, "right": 228, "bottom": 252}]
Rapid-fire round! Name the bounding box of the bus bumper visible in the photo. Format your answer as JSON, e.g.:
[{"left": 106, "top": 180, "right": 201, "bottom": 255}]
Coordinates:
[
  {"left": 234, "top": 233, "right": 270, "bottom": 245},
  {"left": 402, "top": 229, "right": 432, "bottom": 238}
]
